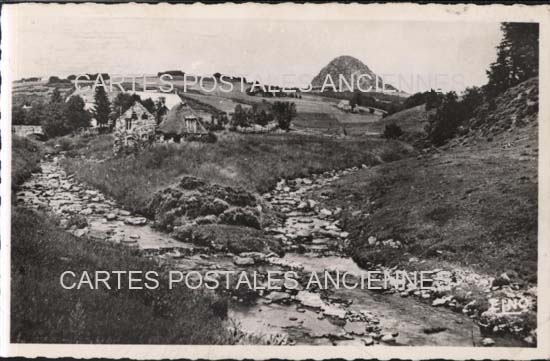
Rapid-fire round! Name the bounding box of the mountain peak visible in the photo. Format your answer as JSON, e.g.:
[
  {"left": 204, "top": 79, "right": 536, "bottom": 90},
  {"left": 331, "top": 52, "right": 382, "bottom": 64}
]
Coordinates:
[{"left": 311, "top": 55, "right": 395, "bottom": 92}]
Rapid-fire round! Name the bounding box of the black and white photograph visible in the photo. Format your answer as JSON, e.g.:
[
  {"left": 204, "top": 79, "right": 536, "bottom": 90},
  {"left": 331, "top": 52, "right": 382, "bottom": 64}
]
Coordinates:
[{"left": 0, "top": 3, "right": 548, "bottom": 359}]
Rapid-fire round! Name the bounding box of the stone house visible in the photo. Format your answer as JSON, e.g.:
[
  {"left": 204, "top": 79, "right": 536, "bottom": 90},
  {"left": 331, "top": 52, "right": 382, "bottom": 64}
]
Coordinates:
[{"left": 114, "top": 101, "right": 156, "bottom": 137}]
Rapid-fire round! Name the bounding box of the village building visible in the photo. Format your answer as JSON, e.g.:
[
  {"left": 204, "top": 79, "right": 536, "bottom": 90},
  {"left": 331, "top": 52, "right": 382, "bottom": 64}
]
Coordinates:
[
  {"left": 337, "top": 99, "right": 353, "bottom": 111},
  {"left": 157, "top": 102, "right": 209, "bottom": 142},
  {"left": 114, "top": 101, "right": 156, "bottom": 137}
]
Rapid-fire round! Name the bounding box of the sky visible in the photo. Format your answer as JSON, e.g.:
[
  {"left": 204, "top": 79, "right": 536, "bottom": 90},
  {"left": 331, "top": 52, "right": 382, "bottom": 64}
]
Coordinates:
[{"left": 8, "top": 4, "right": 504, "bottom": 93}]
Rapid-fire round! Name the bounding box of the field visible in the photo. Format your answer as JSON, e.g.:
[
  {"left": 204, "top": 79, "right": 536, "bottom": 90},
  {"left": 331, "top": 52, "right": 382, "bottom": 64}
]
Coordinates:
[
  {"left": 13, "top": 76, "right": 390, "bottom": 139},
  {"left": 59, "top": 132, "right": 413, "bottom": 214},
  {"left": 12, "top": 81, "right": 74, "bottom": 107},
  {"left": 122, "top": 76, "right": 386, "bottom": 127}
]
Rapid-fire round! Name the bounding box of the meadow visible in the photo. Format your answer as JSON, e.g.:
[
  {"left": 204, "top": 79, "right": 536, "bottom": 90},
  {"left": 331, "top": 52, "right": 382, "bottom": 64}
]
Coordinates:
[{"left": 60, "top": 132, "right": 413, "bottom": 214}]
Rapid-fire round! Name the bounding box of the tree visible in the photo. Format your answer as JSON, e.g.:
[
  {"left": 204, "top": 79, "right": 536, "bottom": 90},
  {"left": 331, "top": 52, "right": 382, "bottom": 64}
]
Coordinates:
[
  {"left": 485, "top": 22, "right": 539, "bottom": 98},
  {"left": 25, "top": 102, "right": 46, "bottom": 125},
  {"left": 155, "top": 98, "right": 168, "bottom": 125},
  {"left": 461, "top": 86, "right": 484, "bottom": 120},
  {"left": 272, "top": 101, "right": 297, "bottom": 131},
  {"left": 383, "top": 123, "right": 403, "bottom": 139},
  {"left": 93, "top": 86, "right": 111, "bottom": 128},
  {"left": 12, "top": 105, "right": 28, "bottom": 125},
  {"left": 426, "top": 92, "right": 462, "bottom": 146},
  {"left": 65, "top": 95, "right": 91, "bottom": 129},
  {"left": 141, "top": 98, "right": 156, "bottom": 114},
  {"left": 111, "top": 93, "right": 140, "bottom": 120},
  {"left": 41, "top": 102, "right": 70, "bottom": 138},
  {"left": 231, "top": 104, "right": 249, "bottom": 128},
  {"left": 50, "top": 88, "right": 63, "bottom": 103}
]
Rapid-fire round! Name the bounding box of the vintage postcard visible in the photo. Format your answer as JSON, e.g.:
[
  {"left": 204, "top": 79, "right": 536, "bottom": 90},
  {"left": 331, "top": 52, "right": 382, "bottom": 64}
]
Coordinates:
[{"left": 1, "top": 2, "right": 549, "bottom": 360}]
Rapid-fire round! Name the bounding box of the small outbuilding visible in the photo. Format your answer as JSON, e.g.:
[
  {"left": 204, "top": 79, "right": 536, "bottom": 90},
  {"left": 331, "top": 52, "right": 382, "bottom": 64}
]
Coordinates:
[
  {"left": 337, "top": 99, "right": 353, "bottom": 111},
  {"left": 157, "top": 102, "right": 209, "bottom": 142}
]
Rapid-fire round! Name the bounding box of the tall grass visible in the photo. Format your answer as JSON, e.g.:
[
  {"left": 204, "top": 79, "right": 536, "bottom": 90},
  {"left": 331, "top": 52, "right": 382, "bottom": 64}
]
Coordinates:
[
  {"left": 12, "top": 136, "right": 42, "bottom": 189},
  {"left": 11, "top": 207, "right": 231, "bottom": 344},
  {"left": 62, "top": 132, "right": 412, "bottom": 213}
]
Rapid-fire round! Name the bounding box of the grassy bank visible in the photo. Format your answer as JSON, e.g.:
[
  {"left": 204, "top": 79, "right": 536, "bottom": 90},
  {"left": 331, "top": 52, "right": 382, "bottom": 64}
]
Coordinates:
[
  {"left": 12, "top": 136, "right": 42, "bottom": 189},
  {"left": 11, "top": 206, "right": 231, "bottom": 344},
  {"left": 319, "top": 127, "right": 537, "bottom": 283},
  {"left": 61, "top": 132, "right": 413, "bottom": 214}
]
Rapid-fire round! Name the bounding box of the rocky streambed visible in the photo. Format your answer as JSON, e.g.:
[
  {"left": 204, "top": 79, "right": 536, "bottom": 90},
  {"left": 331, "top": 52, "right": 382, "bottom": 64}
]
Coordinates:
[{"left": 15, "top": 156, "right": 529, "bottom": 347}]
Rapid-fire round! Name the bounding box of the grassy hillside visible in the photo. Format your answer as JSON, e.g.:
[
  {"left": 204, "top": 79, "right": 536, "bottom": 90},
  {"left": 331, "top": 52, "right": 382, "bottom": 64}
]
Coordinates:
[
  {"left": 318, "top": 79, "right": 538, "bottom": 283},
  {"left": 370, "top": 104, "right": 433, "bottom": 135},
  {"left": 61, "top": 132, "right": 413, "bottom": 214}
]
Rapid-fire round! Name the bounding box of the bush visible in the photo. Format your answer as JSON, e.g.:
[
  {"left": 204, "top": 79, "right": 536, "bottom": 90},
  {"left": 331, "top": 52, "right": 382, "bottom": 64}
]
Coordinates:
[{"left": 383, "top": 123, "right": 403, "bottom": 139}]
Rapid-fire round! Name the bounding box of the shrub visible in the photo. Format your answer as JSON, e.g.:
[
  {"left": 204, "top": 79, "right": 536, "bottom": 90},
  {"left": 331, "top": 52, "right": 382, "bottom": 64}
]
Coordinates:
[{"left": 383, "top": 123, "right": 403, "bottom": 139}]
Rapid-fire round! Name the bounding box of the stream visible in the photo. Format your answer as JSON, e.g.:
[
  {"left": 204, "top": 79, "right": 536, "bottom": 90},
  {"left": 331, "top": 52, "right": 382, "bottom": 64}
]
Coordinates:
[{"left": 15, "top": 156, "right": 523, "bottom": 347}]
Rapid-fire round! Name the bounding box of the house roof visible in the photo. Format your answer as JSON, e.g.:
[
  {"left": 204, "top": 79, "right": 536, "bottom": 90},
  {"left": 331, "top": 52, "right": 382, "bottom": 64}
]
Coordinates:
[
  {"left": 157, "top": 102, "right": 208, "bottom": 135},
  {"left": 116, "top": 101, "right": 154, "bottom": 122}
]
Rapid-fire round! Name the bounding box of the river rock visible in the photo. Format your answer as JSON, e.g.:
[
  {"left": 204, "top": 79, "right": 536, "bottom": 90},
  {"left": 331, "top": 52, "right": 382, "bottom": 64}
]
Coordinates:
[
  {"left": 323, "top": 305, "right": 347, "bottom": 319},
  {"left": 80, "top": 208, "right": 93, "bottom": 216},
  {"left": 368, "top": 236, "right": 377, "bottom": 246},
  {"left": 266, "top": 291, "right": 291, "bottom": 303},
  {"left": 239, "top": 252, "right": 266, "bottom": 262},
  {"left": 319, "top": 208, "right": 332, "bottom": 216},
  {"left": 219, "top": 207, "right": 261, "bottom": 229},
  {"left": 195, "top": 214, "right": 219, "bottom": 224},
  {"left": 233, "top": 256, "right": 255, "bottom": 266},
  {"left": 362, "top": 337, "right": 374, "bottom": 346},
  {"left": 481, "top": 337, "right": 495, "bottom": 346},
  {"left": 106, "top": 213, "right": 117, "bottom": 221},
  {"left": 381, "top": 334, "right": 396, "bottom": 343},
  {"left": 344, "top": 322, "right": 367, "bottom": 336},
  {"left": 73, "top": 227, "right": 88, "bottom": 237},
  {"left": 119, "top": 210, "right": 131, "bottom": 216},
  {"left": 295, "top": 291, "right": 325, "bottom": 309},
  {"left": 125, "top": 216, "right": 147, "bottom": 226},
  {"left": 297, "top": 201, "right": 309, "bottom": 210},
  {"left": 432, "top": 295, "right": 453, "bottom": 306},
  {"left": 307, "top": 199, "right": 317, "bottom": 209},
  {"left": 295, "top": 228, "right": 313, "bottom": 240}
]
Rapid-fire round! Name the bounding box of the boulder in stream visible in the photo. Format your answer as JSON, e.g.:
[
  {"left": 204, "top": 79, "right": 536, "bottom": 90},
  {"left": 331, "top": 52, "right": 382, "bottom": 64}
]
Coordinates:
[{"left": 124, "top": 216, "right": 147, "bottom": 226}]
